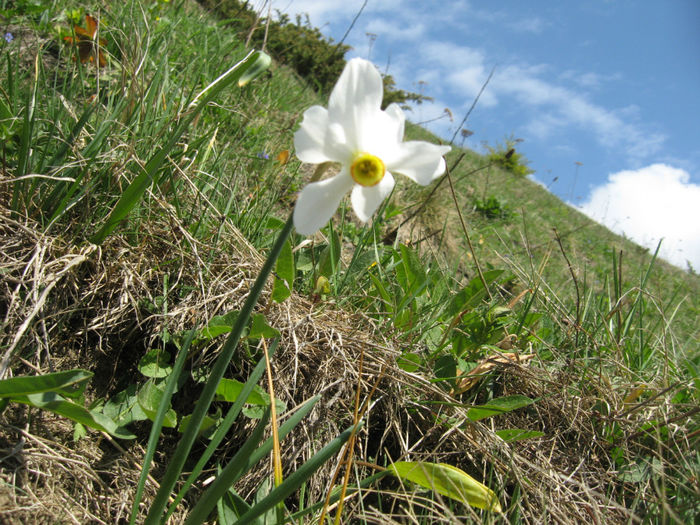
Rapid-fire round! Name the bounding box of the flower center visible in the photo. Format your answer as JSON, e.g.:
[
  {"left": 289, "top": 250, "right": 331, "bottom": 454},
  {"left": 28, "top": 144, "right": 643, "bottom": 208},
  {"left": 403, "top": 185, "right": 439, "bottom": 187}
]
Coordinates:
[{"left": 350, "top": 153, "right": 385, "bottom": 187}]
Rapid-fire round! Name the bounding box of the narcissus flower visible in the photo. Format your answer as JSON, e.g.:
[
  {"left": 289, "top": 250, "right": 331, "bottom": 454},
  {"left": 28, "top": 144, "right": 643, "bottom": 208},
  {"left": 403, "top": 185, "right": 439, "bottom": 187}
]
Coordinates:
[{"left": 293, "top": 58, "right": 451, "bottom": 235}]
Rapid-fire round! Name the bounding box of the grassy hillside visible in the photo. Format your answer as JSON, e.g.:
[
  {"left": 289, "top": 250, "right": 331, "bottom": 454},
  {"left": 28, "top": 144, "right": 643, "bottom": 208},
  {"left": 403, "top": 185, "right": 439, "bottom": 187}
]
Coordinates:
[
  {"left": 0, "top": 1, "right": 698, "bottom": 523},
  {"left": 401, "top": 124, "right": 700, "bottom": 352}
]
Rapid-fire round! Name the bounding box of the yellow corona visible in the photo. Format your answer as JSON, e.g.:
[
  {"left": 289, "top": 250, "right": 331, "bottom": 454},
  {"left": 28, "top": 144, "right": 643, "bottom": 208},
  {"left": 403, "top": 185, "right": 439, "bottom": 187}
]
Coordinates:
[{"left": 350, "top": 153, "right": 385, "bottom": 187}]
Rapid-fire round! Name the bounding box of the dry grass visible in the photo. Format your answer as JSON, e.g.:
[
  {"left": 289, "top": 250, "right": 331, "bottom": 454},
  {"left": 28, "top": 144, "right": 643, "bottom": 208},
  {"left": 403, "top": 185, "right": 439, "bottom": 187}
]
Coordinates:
[{"left": 0, "top": 189, "right": 680, "bottom": 523}]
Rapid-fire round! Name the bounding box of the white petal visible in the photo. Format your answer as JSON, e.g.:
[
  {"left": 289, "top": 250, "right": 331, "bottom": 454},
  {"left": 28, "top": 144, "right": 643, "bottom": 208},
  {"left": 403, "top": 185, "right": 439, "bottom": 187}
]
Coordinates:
[
  {"left": 350, "top": 172, "right": 395, "bottom": 222},
  {"left": 327, "top": 58, "right": 384, "bottom": 153},
  {"left": 357, "top": 108, "right": 403, "bottom": 157},
  {"left": 293, "top": 171, "right": 354, "bottom": 235},
  {"left": 386, "top": 142, "right": 451, "bottom": 186},
  {"left": 384, "top": 103, "right": 405, "bottom": 142},
  {"left": 294, "top": 105, "right": 332, "bottom": 164}
]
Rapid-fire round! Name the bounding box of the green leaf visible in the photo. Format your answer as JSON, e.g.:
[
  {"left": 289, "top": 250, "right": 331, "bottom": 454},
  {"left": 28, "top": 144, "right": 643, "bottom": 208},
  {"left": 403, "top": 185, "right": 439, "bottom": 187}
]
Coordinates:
[
  {"left": 184, "top": 408, "right": 272, "bottom": 524},
  {"left": 445, "top": 270, "right": 505, "bottom": 318},
  {"left": 388, "top": 461, "right": 501, "bottom": 512},
  {"left": 73, "top": 422, "right": 87, "bottom": 442},
  {"left": 224, "top": 422, "right": 361, "bottom": 525},
  {"left": 369, "top": 272, "right": 392, "bottom": 306},
  {"left": 0, "top": 369, "right": 92, "bottom": 399},
  {"left": 434, "top": 355, "right": 457, "bottom": 384},
  {"left": 495, "top": 428, "right": 545, "bottom": 442},
  {"left": 249, "top": 313, "right": 280, "bottom": 339},
  {"left": 397, "top": 353, "right": 422, "bottom": 373},
  {"left": 12, "top": 392, "right": 134, "bottom": 439},
  {"left": 138, "top": 349, "right": 173, "bottom": 378},
  {"left": 397, "top": 244, "right": 427, "bottom": 297},
  {"left": 131, "top": 328, "right": 197, "bottom": 524},
  {"left": 178, "top": 408, "right": 221, "bottom": 439},
  {"left": 265, "top": 216, "right": 286, "bottom": 230},
  {"left": 200, "top": 311, "right": 241, "bottom": 340},
  {"left": 272, "top": 239, "right": 295, "bottom": 303},
  {"left": 318, "top": 229, "right": 341, "bottom": 278},
  {"left": 102, "top": 384, "right": 148, "bottom": 427},
  {"left": 137, "top": 380, "right": 177, "bottom": 428},
  {"left": 215, "top": 378, "right": 286, "bottom": 413},
  {"left": 90, "top": 51, "right": 271, "bottom": 245},
  {"left": 467, "top": 395, "right": 535, "bottom": 421}
]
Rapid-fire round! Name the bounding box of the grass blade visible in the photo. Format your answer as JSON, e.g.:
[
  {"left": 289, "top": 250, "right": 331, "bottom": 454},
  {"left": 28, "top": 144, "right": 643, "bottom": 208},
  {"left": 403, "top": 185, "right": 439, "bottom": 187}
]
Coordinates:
[
  {"left": 129, "top": 328, "right": 197, "bottom": 524},
  {"left": 184, "top": 407, "right": 271, "bottom": 524},
  {"left": 163, "top": 339, "right": 281, "bottom": 520},
  {"left": 90, "top": 50, "right": 271, "bottom": 244},
  {"left": 144, "top": 214, "right": 293, "bottom": 524},
  {"left": 230, "top": 422, "right": 362, "bottom": 525}
]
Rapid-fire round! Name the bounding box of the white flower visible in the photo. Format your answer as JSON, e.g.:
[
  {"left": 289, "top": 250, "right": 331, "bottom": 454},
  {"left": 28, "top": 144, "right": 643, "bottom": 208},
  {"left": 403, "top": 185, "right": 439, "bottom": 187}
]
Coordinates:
[{"left": 293, "top": 58, "right": 451, "bottom": 235}]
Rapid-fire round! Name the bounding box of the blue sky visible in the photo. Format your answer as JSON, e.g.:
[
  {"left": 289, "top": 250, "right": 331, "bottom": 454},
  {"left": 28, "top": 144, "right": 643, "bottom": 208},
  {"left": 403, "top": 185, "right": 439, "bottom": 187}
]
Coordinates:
[{"left": 273, "top": 0, "right": 700, "bottom": 269}]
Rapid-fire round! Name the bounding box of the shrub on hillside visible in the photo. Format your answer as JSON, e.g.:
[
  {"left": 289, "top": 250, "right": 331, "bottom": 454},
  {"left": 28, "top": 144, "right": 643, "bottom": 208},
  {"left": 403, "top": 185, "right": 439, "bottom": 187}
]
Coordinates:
[
  {"left": 486, "top": 138, "right": 534, "bottom": 177},
  {"left": 198, "top": 0, "right": 428, "bottom": 107},
  {"left": 474, "top": 195, "right": 512, "bottom": 219}
]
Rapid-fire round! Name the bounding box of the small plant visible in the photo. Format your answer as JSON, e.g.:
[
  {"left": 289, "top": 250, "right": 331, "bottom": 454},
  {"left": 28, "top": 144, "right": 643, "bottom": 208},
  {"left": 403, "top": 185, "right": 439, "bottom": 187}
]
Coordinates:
[
  {"left": 474, "top": 195, "right": 512, "bottom": 219},
  {"left": 486, "top": 137, "right": 534, "bottom": 177}
]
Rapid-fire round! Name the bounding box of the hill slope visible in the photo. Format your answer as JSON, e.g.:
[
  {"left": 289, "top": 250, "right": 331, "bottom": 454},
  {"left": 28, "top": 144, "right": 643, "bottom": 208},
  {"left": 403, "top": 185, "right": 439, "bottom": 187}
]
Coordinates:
[{"left": 0, "top": 1, "right": 698, "bottom": 523}]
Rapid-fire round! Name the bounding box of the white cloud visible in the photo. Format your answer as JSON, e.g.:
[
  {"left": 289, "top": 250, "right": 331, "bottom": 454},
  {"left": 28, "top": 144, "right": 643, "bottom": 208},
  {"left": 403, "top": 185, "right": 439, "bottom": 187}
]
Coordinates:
[
  {"left": 279, "top": 1, "right": 665, "bottom": 164},
  {"left": 279, "top": 0, "right": 403, "bottom": 27},
  {"left": 365, "top": 17, "right": 426, "bottom": 42},
  {"left": 578, "top": 164, "right": 700, "bottom": 269},
  {"left": 512, "top": 16, "right": 547, "bottom": 34},
  {"left": 491, "top": 65, "right": 667, "bottom": 161}
]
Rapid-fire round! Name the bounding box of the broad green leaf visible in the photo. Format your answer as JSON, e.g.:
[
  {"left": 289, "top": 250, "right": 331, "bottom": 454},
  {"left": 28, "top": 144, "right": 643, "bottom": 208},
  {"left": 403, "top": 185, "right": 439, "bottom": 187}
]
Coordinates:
[
  {"left": 178, "top": 407, "right": 221, "bottom": 438},
  {"left": 216, "top": 487, "right": 239, "bottom": 525},
  {"left": 102, "top": 384, "right": 148, "bottom": 427},
  {"left": 0, "top": 369, "right": 92, "bottom": 399},
  {"left": 215, "top": 378, "right": 286, "bottom": 413},
  {"left": 184, "top": 408, "right": 271, "bottom": 524},
  {"left": 138, "top": 349, "right": 173, "bottom": 378},
  {"left": 226, "top": 422, "right": 361, "bottom": 525},
  {"left": 495, "top": 428, "right": 545, "bottom": 442},
  {"left": 445, "top": 270, "right": 505, "bottom": 318},
  {"left": 73, "top": 422, "right": 87, "bottom": 441},
  {"left": 397, "top": 353, "right": 422, "bottom": 373},
  {"left": 137, "top": 380, "right": 177, "bottom": 428},
  {"left": 200, "top": 311, "right": 241, "bottom": 340},
  {"left": 249, "top": 314, "right": 280, "bottom": 339},
  {"left": 13, "top": 392, "right": 134, "bottom": 439},
  {"left": 467, "top": 395, "right": 535, "bottom": 421},
  {"left": 272, "top": 239, "right": 294, "bottom": 303},
  {"left": 369, "top": 272, "right": 392, "bottom": 306},
  {"left": 131, "top": 328, "right": 198, "bottom": 525},
  {"left": 265, "top": 216, "right": 286, "bottom": 230},
  {"left": 388, "top": 461, "right": 501, "bottom": 512},
  {"left": 434, "top": 355, "right": 457, "bottom": 384}
]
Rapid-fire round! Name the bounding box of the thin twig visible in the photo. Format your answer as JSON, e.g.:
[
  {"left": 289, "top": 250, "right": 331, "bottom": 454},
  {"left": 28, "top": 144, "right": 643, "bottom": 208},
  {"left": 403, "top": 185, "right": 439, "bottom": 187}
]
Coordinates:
[
  {"left": 381, "top": 153, "right": 481, "bottom": 244},
  {"left": 553, "top": 228, "right": 581, "bottom": 347},
  {"left": 445, "top": 161, "right": 491, "bottom": 299},
  {"left": 449, "top": 65, "right": 496, "bottom": 145},
  {"left": 336, "top": 0, "right": 368, "bottom": 47}
]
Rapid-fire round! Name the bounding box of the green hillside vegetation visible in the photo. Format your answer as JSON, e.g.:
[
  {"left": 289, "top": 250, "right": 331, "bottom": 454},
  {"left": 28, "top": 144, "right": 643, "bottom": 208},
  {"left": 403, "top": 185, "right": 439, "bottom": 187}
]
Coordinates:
[{"left": 0, "top": 1, "right": 698, "bottom": 523}]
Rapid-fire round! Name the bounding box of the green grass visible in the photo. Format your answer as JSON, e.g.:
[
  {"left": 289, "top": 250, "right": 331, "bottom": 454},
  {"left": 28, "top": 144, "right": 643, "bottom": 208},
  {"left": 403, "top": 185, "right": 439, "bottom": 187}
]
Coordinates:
[{"left": 0, "top": 0, "right": 698, "bottom": 523}]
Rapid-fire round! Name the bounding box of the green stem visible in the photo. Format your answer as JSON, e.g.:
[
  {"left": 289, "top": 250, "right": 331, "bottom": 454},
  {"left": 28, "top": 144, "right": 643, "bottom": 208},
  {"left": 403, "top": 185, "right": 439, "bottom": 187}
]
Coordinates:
[{"left": 144, "top": 214, "right": 294, "bottom": 524}]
